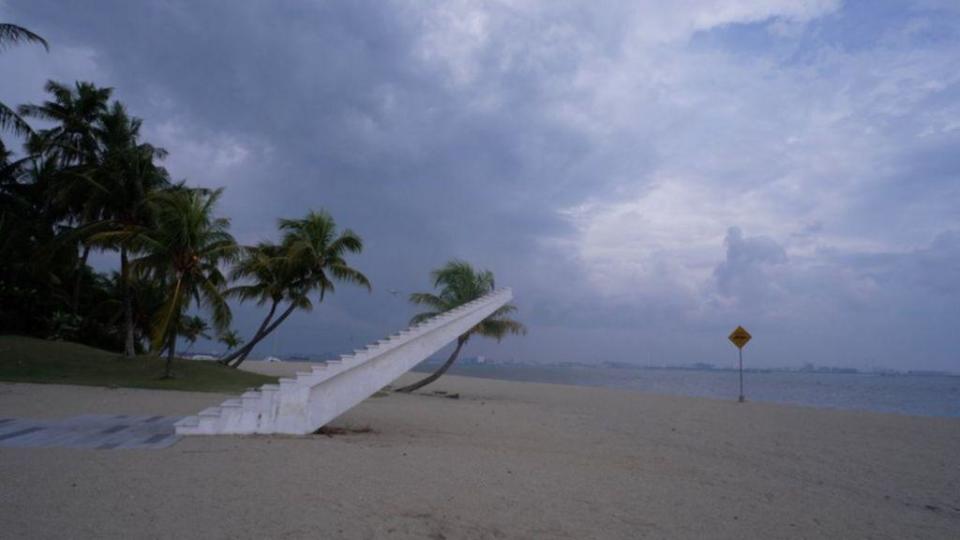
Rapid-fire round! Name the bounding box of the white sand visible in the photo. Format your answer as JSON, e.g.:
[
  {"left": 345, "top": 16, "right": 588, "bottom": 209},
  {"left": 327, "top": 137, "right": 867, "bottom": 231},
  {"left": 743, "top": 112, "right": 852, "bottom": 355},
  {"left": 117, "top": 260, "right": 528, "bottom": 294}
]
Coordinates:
[{"left": 1, "top": 362, "right": 957, "bottom": 539}]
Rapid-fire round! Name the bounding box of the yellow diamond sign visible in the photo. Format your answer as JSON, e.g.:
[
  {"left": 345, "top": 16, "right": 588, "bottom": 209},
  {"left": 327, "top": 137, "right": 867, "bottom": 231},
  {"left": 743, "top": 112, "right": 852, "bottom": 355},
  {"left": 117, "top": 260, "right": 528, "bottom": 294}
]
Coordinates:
[{"left": 728, "top": 326, "right": 751, "bottom": 349}]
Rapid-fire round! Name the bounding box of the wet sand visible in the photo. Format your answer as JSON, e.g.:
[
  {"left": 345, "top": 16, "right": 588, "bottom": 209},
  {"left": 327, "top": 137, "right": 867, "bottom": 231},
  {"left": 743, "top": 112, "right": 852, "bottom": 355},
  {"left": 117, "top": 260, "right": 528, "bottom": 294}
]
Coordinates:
[{"left": 0, "top": 361, "right": 957, "bottom": 539}]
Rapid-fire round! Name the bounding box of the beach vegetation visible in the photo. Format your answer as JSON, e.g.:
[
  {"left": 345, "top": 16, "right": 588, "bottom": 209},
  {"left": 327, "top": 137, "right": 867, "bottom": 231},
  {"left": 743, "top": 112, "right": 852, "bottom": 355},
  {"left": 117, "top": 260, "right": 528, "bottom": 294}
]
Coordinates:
[
  {"left": 1, "top": 72, "right": 376, "bottom": 381},
  {"left": 216, "top": 329, "right": 244, "bottom": 352},
  {"left": 133, "top": 187, "right": 238, "bottom": 378},
  {"left": 75, "top": 101, "right": 172, "bottom": 357},
  {"left": 0, "top": 27, "right": 245, "bottom": 378},
  {"left": 17, "top": 81, "right": 115, "bottom": 324},
  {"left": 220, "top": 210, "right": 370, "bottom": 368},
  {"left": 395, "top": 260, "right": 526, "bottom": 393},
  {"left": 179, "top": 315, "right": 211, "bottom": 354},
  {"left": 0, "top": 23, "right": 48, "bottom": 137}
]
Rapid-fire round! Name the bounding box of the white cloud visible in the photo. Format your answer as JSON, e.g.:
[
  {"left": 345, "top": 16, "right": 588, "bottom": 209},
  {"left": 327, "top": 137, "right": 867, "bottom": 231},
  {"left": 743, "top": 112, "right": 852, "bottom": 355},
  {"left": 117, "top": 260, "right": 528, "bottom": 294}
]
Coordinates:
[
  {"left": 408, "top": 0, "right": 842, "bottom": 86},
  {"left": 545, "top": 6, "right": 960, "bottom": 308},
  {"left": 149, "top": 120, "right": 253, "bottom": 174}
]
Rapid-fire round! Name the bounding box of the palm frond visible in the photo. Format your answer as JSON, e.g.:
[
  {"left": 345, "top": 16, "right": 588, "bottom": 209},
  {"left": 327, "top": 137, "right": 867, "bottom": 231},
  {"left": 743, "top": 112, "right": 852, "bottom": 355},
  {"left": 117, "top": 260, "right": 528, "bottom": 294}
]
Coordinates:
[
  {"left": 224, "top": 284, "right": 270, "bottom": 305},
  {"left": 408, "top": 292, "right": 448, "bottom": 311},
  {"left": 277, "top": 208, "right": 369, "bottom": 304},
  {"left": 199, "top": 278, "right": 232, "bottom": 332},
  {"left": 489, "top": 303, "right": 518, "bottom": 317},
  {"left": 0, "top": 24, "right": 48, "bottom": 51},
  {"left": 329, "top": 229, "right": 364, "bottom": 255},
  {"left": 410, "top": 311, "right": 442, "bottom": 325},
  {"left": 15, "top": 103, "right": 56, "bottom": 121},
  {"left": 0, "top": 101, "right": 33, "bottom": 137},
  {"left": 477, "top": 318, "right": 527, "bottom": 342},
  {"left": 291, "top": 293, "right": 313, "bottom": 312},
  {"left": 412, "top": 260, "right": 524, "bottom": 344},
  {"left": 328, "top": 263, "right": 371, "bottom": 291}
]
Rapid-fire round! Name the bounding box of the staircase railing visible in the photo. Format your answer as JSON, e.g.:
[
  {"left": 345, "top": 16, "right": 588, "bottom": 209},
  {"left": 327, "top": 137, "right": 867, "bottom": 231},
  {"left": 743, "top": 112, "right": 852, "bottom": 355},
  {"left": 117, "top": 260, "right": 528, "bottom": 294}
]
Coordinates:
[{"left": 175, "top": 288, "right": 513, "bottom": 435}]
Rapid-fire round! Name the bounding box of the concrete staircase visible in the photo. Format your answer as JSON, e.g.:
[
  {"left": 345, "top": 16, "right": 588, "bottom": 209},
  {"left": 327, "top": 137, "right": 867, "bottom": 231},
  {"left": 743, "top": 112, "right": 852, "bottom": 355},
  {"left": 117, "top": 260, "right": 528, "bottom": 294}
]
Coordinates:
[{"left": 175, "top": 288, "right": 512, "bottom": 435}]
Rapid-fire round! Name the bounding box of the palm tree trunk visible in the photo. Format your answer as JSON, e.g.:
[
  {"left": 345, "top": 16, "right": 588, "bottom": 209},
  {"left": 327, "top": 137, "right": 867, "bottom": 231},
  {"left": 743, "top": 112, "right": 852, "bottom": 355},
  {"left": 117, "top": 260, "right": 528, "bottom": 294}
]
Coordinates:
[
  {"left": 159, "top": 275, "right": 183, "bottom": 379},
  {"left": 218, "top": 300, "right": 279, "bottom": 365},
  {"left": 395, "top": 335, "right": 468, "bottom": 393},
  {"left": 156, "top": 276, "right": 182, "bottom": 348},
  {"left": 164, "top": 328, "right": 176, "bottom": 378},
  {"left": 121, "top": 245, "right": 135, "bottom": 358},
  {"left": 228, "top": 303, "right": 298, "bottom": 369},
  {"left": 71, "top": 244, "right": 91, "bottom": 315}
]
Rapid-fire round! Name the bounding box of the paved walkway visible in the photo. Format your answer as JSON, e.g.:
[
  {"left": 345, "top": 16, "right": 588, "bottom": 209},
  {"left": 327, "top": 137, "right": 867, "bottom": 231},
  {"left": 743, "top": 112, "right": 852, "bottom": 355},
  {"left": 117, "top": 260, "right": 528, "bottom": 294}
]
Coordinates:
[{"left": 0, "top": 414, "right": 182, "bottom": 450}]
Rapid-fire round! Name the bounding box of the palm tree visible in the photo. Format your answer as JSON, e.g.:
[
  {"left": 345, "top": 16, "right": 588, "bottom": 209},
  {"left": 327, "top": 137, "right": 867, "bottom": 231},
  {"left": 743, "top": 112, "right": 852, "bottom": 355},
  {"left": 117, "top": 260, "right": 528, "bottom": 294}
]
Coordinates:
[
  {"left": 85, "top": 270, "right": 166, "bottom": 353},
  {"left": 1, "top": 151, "right": 78, "bottom": 291},
  {"left": 217, "top": 329, "right": 243, "bottom": 353},
  {"left": 219, "top": 242, "right": 308, "bottom": 366},
  {"left": 81, "top": 102, "right": 169, "bottom": 357},
  {"left": 16, "top": 82, "right": 113, "bottom": 222},
  {"left": 179, "top": 315, "right": 210, "bottom": 354},
  {"left": 0, "top": 143, "right": 74, "bottom": 335},
  {"left": 0, "top": 23, "right": 48, "bottom": 137},
  {"left": 18, "top": 81, "right": 113, "bottom": 316},
  {"left": 221, "top": 210, "right": 370, "bottom": 368},
  {"left": 395, "top": 261, "right": 526, "bottom": 393},
  {"left": 134, "top": 187, "right": 237, "bottom": 378},
  {"left": 18, "top": 81, "right": 112, "bottom": 167}
]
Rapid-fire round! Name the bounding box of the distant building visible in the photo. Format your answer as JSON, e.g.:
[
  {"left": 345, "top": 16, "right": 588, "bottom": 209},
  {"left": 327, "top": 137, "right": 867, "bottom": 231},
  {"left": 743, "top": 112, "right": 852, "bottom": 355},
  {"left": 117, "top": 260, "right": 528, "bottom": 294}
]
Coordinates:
[
  {"left": 906, "top": 370, "right": 949, "bottom": 376},
  {"left": 461, "top": 355, "right": 488, "bottom": 365},
  {"left": 816, "top": 366, "right": 859, "bottom": 374}
]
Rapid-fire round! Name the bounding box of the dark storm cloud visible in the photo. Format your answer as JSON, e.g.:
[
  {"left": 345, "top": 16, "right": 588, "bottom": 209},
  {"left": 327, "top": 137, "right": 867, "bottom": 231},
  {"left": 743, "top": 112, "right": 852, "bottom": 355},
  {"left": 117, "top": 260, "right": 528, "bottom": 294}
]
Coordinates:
[
  {"left": 2, "top": 0, "right": 958, "bottom": 369},
  {"left": 3, "top": 0, "right": 606, "bottom": 352}
]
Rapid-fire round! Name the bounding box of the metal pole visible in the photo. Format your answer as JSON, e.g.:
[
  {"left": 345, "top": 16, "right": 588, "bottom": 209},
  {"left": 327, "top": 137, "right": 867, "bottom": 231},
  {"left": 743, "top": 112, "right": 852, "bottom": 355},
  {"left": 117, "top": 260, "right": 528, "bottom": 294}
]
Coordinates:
[{"left": 738, "top": 347, "right": 744, "bottom": 403}]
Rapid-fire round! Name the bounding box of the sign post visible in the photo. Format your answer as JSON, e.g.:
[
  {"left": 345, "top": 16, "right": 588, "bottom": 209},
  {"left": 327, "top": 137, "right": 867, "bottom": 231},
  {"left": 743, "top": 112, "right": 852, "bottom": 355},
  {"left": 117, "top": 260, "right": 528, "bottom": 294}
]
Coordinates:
[{"left": 727, "top": 326, "right": 752, "bottom": 403}]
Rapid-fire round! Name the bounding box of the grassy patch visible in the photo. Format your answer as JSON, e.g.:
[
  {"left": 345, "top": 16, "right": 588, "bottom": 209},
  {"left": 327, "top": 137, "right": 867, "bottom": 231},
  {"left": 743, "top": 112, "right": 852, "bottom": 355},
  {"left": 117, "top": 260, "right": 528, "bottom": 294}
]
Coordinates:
[{"left": 0, "top": 335, "right": 276, "bottom": 393}]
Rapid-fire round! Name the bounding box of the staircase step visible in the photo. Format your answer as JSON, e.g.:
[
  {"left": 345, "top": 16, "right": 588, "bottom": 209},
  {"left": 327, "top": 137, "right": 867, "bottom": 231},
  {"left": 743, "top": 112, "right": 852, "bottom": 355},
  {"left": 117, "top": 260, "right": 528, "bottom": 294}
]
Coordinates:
[
  {"left": 198, "top": 407, "right": 221, "bottom": 417},
  {"left": 176, "top": 288, "right": 512, "bottom": 436},
  {"left": 174, "top": 416, "right": 199, "bottom": 429}
]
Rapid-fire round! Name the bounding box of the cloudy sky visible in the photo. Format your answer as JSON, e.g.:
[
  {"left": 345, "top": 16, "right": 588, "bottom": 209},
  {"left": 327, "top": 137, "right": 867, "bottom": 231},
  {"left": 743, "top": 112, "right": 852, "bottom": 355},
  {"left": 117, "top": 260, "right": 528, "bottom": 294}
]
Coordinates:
[{"left": 2, "top": 0, "right": 958, "bottom": 371}]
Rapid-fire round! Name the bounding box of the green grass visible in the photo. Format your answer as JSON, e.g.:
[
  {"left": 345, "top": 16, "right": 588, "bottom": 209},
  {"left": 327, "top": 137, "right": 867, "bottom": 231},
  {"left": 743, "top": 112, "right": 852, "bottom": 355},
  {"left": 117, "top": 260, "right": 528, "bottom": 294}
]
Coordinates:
[{"left": 0, "top": 335, "right": 277, "bottom": 393}]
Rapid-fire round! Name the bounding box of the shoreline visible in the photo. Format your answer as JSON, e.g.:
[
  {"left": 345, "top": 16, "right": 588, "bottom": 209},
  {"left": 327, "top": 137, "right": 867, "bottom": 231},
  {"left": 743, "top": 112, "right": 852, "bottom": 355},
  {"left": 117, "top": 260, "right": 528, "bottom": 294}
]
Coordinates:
[{"left": 243, "top": 360, "right": 960, "bottom": 419}]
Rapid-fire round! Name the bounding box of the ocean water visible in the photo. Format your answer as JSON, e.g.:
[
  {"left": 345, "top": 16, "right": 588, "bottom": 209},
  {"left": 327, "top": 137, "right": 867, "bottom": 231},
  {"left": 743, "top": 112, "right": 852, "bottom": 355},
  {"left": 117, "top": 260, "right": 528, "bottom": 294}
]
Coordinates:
[{"left": 413, "top": 363, "right": 960, "bottom": 418}]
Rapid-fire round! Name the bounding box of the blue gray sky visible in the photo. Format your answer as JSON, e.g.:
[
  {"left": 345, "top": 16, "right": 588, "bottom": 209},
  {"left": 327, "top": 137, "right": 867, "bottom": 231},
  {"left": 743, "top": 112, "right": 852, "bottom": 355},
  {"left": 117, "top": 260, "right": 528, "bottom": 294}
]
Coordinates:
[{"left": 2, "top": 1, "right": 958, "bottom": 371}]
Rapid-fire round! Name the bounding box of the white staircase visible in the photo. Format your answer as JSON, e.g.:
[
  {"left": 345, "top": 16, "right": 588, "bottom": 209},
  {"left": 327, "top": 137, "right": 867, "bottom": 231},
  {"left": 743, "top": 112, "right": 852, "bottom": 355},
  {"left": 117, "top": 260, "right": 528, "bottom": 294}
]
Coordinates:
[{"left": 175, "top": 288, "right": 513, "bottom": 435}]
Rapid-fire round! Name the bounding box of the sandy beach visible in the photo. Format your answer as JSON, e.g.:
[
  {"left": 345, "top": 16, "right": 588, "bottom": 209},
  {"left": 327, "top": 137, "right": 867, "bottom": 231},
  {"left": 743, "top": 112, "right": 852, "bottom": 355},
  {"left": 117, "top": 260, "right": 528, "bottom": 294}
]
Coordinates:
[{"left": 1, "top": 361, "right": 958, "bottom": 539}]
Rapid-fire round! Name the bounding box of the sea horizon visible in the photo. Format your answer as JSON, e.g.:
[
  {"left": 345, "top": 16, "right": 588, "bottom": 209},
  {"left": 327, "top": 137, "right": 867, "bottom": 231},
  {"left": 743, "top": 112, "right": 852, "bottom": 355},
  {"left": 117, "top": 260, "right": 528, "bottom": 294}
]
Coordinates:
[
  {"left": 227, "top": 353, "right": 960, "bottom": 418},
  {"left": 405, "top": 362, "right": 960, "bottom": 419}
]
